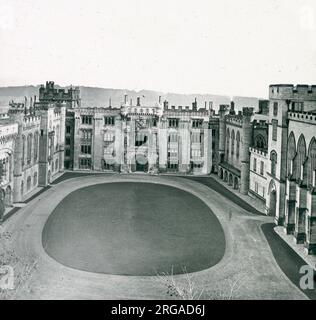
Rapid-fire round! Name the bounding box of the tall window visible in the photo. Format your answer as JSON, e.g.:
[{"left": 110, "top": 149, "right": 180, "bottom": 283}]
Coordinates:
[
  {"left": 81, "top": 115, "right": 92, "bottom": 125},
  {"left": 255, "top": 135, "right": 266, "bottom": 149},
  {"left": 272, "top": 120, "right": 278, "bottom": 141},
  {"left": 253, "top": 158, "right": 257, "bottom": 172},
  {"left": 308, "top": 138, "right": 316, "bottom": 187},
  {"left": 34, "top": 132, "right": 39, "bottom": 161},
  {"left": 81, "top": 145, "right": 91, "bottom": 154},
  {"left": 273, "top": 102, "right": 278, "bottom": 116},
  {"left": 168, "top": 133, "right": 178, "bottom": 143},
  {"left": 297, "top": 135, "right": 306, "bottom": 181},
  {"left": 79, "top": 158, "right": 91, "bottom": 169},
  {"left": 81, "top": 130, "right": 92, "bottom": 140},
  {"left": 27, "top": 134, "right": 32, "bottom": 164},
  {"left": 236, "top": 131, "right": 240, "bottom": 160},
  {"left": 226, "top": 129, "right": 230, "bottom": 161},
  {"left": 192, "top": 119, "right": 203, "bottom": 128},
  {"left": 231, "top": 130, "right": 235, "bottom": 157},
  {"left": 260, "top": 161, "right": 264, "bottom": 175},
  {"left": 168, "top": 118, "right": 179, "bottom": 128},
  {"left": 104, "top": 116, "right": 115, "bottom": 126},
  {"left": 22, "top": 135, "right": 26, "bottom": 166},
  {"left": 270, "top": 151, "right": 277, "bottom": 176}
]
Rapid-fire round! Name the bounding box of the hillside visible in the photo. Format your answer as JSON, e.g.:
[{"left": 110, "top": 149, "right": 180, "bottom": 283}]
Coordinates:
[{"left": 0, "top": 85, "right": 260, "bottom": 113}]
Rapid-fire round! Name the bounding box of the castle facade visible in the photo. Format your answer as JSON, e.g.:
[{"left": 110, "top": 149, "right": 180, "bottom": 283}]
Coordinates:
[{"left": 0, "top": 81, "right": 315, "bottom": 254}]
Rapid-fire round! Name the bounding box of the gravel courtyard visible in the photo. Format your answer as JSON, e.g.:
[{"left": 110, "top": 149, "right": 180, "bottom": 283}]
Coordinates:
[{"left": 2, "top": 174, "right": 308, "bottom": 300}]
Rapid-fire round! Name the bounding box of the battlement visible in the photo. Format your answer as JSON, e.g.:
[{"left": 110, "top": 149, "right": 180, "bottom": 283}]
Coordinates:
[
  {"left": 249, "top": 147, "right": 268, "bottom": 158},
  {"left": 269, "top": 84, "right": 316, "bottom": 100},
  {"left": 288, "top": 111, "right": 316, "bottom": 125},
  {"left": 23, "top": 115, "right": 41, "bottom": 125},
  {"left": 252, "top": 118, "right": 268, "bottom": 127},
  {"left": 226, "top": 115, "right": 243, "bottom": 127},
  {"left": 164, "top": 105, "right": 210, "bottom": 115}
]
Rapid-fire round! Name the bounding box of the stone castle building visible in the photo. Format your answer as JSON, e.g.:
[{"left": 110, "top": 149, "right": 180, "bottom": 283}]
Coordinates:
[{"left": 0, "top": 81, "right": 315, "bottom": 255}]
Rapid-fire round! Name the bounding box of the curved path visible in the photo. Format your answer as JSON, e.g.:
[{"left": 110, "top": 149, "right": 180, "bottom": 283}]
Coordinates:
[{"left": 5, "top": 174, "right": 307, "bottom": 299}]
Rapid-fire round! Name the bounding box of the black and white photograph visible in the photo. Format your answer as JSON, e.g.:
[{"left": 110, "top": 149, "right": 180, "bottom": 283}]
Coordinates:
[{"left": 0, "top": 0, "right": 315, "bottom": 309}]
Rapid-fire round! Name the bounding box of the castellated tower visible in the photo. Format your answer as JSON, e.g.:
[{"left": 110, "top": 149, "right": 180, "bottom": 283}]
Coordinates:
[
  {"left": 240, "top": 107, "right": 253, "bottom": 195},
  {"left": 266, "top": 85, "right": 290, "bottom": 225},
  {"left": 8, "top": 103, "right": 25, "bottom": 202}
]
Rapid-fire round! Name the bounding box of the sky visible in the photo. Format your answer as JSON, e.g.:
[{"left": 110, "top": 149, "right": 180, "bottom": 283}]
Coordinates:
[{"left": 0, "top": 0, "right": 315, "bottom": 98}]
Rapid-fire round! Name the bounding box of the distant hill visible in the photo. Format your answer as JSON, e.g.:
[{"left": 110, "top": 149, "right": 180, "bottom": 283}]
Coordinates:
[{"left": 0, "top": 85, "right": 260, "bottom": 114}]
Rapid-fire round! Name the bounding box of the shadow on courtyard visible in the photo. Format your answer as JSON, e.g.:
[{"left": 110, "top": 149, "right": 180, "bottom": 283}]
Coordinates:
[
  {"left": 182, "top": 176, "right": 265, "bottom": 216},
  {"left": 261, "top": 223, "right": 316, "bottom": 300}
]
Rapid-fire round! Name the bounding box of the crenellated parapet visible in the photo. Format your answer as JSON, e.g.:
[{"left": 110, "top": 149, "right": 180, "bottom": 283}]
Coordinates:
[
  {"left": 269, "top": 84, "right": 316, "bottom": 100},
  {"left": 249, "top": 147, "right": 268, "bottom": 158},
  {"left": 23, "top": 115, "right": 41, "bottom": 127},
  {"left": 288, "top": 111, "right": 316, "bottom": 124}
]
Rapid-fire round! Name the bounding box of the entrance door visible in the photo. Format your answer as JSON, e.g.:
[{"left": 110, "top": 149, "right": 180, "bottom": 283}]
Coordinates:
[
  {"left": 269, "top": 190, "right": 276, "bottom": 216},
  {"left": 136, "top": 160, "right": 148, "bottom": 172}
]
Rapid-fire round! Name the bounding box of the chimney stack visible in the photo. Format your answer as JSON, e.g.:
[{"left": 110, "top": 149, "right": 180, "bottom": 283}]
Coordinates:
[
  {"left": 159, "top": 96, "right": 162, "bottom": 104},
  {"left": 124, "top": 94, "right": 128, "bottom": 105}
]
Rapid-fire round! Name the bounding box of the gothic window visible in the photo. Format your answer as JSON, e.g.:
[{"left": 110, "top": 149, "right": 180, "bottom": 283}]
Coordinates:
[
  {"left": 273, "top": 102, "right": 278, "bottom": 116},
  {"left": 236, "top": 131, "right": 240, "bottom": 160},
  {"left": 66, "top": 126, "right": 71, "bottom": 134},
  {"left": 260, "top": 161, "right": 264, "bottom": 175},
  {"left": 270, "top": 150, "right": 277, "bottom": 176},
  {"left": 287, "top": 132, "right": 296, "bottom": 176},
  {"left": 34, "top": 132, "right": 39, "bottom": 161},
  {"left": 272, "top": 120, "right": 278, "bottom": 141},
  {"left": 33, "top": 172, "right": 38, "bottom": 187},
  {"left": 27, "top": 134, "right": 32, "bottom": 164},
  {"left": 22, "top": 135, "right": 26, "bottom": 166},
  {"left": 297, "top": 135, "right": 307, "bottom": 181},
  {"left": 308, "top": 138, "right": 316, "bottom": 187},
  {"left": 254, "top": 134, "right": 266, "bottom": 149},
  {"left": 231, "top": 130, "right": 235, "bottom": 156},
  {"left": 226, "top": 128, "right": 230, "bottom": 161}
]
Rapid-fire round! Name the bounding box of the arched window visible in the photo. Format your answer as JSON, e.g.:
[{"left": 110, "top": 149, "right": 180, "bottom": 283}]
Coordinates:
[
  {"left": 297, "top": 135, "right": 307, "bottom": 181},
  {"left": 34, "top": 132, "right": 39, "bottom": 161},
  {"left": 287, "top": 132, "right": 296, "bottom": 176},
  {"left": 22, "top": 135, "right": 26, "bottom": 166},
  {"left": 270, "top": 150, "right": 277, "bottom": 176},
  {"left": 27, "top": 176, "right": 31, "bottom": 191},
  {"left": 231, "top": 130, "right": 235, "bottom": 157},
  {"left": 308, "top": 138, "right": 316, "bottom": 187},
  {"left": 56, "top": 125, "right": 60, "bottom": 151},
  {"left": 27, "top": 134, "right": 32, "bottom": 164},
  {"left": 236, "top": 131, "right": 240, "bottom": 160},
  {"left": 254, "top": 134, "right": 266, "bottom": 149},
  {"left": 33, "top": 172, "right": 38, "bottom": 186},
  {"left": 226, "top": 128, "right": 230, "bottom": 161}
]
